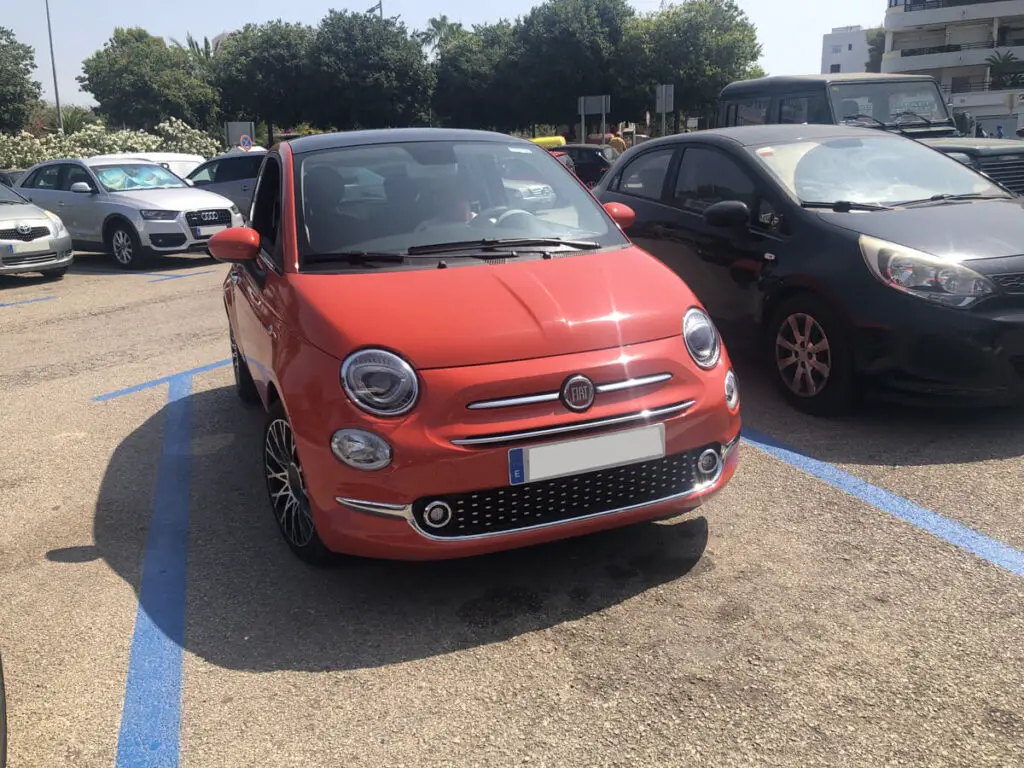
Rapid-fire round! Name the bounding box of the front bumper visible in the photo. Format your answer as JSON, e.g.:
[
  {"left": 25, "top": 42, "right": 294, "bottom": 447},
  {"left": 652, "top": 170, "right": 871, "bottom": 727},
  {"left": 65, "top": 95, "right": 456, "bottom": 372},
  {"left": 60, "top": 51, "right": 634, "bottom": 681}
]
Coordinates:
[
  {"left": 0, "top": 233, "right": 73, "bottom": 275},
  {"left": 138, "top": 209, "right": 245, "bottom": 253}
]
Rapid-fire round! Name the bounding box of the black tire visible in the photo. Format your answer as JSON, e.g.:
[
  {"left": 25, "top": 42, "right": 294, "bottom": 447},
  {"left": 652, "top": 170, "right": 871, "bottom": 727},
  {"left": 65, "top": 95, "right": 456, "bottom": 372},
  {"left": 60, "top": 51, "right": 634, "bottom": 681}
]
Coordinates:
[
  {"left": 105, "top": 222, "right": 150, "bottom": 270},
  {"left": 1, "top": 651, "right": 7, "bottom": 768},
  {"left": 263, "top": 400, "right": 333, "bottom": 566},
  {"left": 767, "top": 293, "right": 859, "bottom": 417},
  {"left": 229, "top": 326, "right": 260, "bottom": 405},
  {"left": 41, "top": 266, "right": 68, "bottom": 279}
]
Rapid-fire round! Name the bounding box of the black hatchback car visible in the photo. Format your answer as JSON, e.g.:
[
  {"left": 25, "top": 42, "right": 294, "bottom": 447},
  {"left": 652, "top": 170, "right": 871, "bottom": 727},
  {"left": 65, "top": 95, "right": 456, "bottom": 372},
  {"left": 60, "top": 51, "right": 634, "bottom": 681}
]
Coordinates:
[{"left": 596, "top": 124, "right": 1024, "bottom": 415}]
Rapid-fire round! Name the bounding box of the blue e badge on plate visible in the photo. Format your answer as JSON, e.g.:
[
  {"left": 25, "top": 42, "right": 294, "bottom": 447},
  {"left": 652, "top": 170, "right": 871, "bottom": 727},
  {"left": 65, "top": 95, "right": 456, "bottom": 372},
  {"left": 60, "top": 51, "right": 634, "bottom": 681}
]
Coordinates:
[{"left": 508, "top": 447, "right": 526, "bottom": 486}]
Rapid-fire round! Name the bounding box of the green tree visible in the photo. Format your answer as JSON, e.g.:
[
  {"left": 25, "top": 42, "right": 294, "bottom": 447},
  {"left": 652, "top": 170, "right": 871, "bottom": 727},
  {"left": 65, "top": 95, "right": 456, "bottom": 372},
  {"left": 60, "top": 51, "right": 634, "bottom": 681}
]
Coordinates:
[
  {"left": 214, "top": 21, "right": 314, "bottom": 134},
  {"left": 986, "top": 50, "right": 1024, "bottom": 89},
  {"left": 416, "top": 15, "right": 469, "bottom": 55},
  {"left": 171, "top": 32, "right": 215, "bottom": 80},
  {"left": 78, "top": 28, "right": 219, "bottom": 130},
  {"left": 865, "top": 27, "right": 885, "bottom": 73},
  {"left": 0, "top": 26, "right": 43, "bottom": 132},
  {"left": 307, "top": 11, "right": 434, "bottom": 130}
]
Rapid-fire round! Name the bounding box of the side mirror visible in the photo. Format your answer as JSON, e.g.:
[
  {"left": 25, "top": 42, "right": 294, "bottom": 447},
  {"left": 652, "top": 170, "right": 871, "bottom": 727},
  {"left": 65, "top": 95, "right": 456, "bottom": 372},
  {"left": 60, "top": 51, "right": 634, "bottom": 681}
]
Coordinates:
[
  {"left": 602, "top": 201, "right": 636, "bottom": 230},
  {"left": 209, "top": 227, "right": 260, "bottom": 263},
  {"left": 703, "top": 200, "right": 750, "bottom": 229},
  {"left": 70, "top": 181, "right": 93, "bottom": 194}
]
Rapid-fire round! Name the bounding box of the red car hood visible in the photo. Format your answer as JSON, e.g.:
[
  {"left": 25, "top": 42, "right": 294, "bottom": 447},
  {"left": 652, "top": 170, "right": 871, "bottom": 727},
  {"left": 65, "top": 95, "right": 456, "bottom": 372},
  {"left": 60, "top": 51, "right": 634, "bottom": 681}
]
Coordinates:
[{"left": 285, "top": 246, "right": 695, "bottom": 370}]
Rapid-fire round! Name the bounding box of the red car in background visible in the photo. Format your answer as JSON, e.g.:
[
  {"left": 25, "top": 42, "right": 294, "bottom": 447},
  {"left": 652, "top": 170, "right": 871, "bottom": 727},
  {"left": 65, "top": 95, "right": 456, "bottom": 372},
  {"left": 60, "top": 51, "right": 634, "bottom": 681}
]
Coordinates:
[{"left": 209, "top": 128, "right": 741, "bottom": 564}]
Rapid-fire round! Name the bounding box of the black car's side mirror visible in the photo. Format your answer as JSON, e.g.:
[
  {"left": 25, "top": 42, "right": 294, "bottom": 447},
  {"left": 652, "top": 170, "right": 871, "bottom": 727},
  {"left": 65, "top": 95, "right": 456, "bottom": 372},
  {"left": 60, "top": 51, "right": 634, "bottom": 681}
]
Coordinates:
[{"left": 703, "top": 200, "right": 750, "bottom": 229}]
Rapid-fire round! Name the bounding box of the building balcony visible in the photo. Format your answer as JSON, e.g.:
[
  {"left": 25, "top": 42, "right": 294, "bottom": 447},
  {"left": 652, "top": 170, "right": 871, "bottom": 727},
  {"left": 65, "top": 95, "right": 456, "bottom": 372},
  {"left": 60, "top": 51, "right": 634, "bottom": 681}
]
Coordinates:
[
  {"left": 886, "top": 0, "right": 1024, "bottom": 31},
  {"left": 882, "top": 41, "right": 1024, "bottom": 71}
]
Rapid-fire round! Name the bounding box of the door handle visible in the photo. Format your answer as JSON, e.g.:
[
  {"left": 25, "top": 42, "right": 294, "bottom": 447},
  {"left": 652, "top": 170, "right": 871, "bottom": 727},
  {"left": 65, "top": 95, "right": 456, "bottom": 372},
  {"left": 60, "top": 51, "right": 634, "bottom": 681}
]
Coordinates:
[{"left": 58, "top": 201, "right": 65, "bottom": 206}]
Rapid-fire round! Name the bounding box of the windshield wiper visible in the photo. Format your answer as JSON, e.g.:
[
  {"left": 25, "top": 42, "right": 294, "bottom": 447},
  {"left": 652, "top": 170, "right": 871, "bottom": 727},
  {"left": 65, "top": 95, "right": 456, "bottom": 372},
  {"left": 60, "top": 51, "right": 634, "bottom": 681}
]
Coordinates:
[
  {"left": 895, "top": 192, "right": 1011, "bottom": 206},
  {"left": 406, "top": 237, "right": 601, "bottom": 256},
  {"left": 890, "top": 111, "right": 933, "bottom": 126},
  {"left": 801, "top": 200, "right": 892, "bottom": 212},
  {"left": 840, "top": 113, "right": 887, "bottom": 129},
  {"left": 304, "top": 250, "right": 406, "bottom": 264}
]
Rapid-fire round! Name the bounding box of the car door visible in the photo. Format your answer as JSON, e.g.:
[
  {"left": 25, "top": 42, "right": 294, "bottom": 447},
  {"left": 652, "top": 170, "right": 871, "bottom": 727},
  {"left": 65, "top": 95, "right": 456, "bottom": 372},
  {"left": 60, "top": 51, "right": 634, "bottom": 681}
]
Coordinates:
[
  {"left": 187, "top": 159, "right": 221, "bottom": 195},
  {"left": 57, "top": 163, "right": 104, "bottom": 241},
  {"left": 657, "top": 145, "right": 784, "bottom": 331}
]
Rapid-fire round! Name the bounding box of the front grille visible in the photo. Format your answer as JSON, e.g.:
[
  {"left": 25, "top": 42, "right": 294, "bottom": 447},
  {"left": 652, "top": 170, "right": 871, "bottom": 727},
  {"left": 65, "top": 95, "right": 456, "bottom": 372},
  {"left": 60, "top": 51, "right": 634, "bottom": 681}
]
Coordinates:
[
  {"left": 1, "top": 252, "right": 58, "bottom": 267},
  {"left": 993, "top": 273, "right": 1024, "bottom": 294},
  {"left": 978, "top": 156, "right": 1024, "bottom": 194},
  {"left": 185, "top": 209, "right": 231, "bottom": 227},
  {"left": 0, "top": 226, "right": 49, "bottom": 242},
  {"left": 412, "top": 448, "right": 714, "bottom": 538}
]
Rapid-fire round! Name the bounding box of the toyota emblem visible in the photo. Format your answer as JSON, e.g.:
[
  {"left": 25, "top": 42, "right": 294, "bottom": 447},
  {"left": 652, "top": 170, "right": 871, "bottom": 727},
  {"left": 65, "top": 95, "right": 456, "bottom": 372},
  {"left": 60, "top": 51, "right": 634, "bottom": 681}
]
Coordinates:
[
  {"left": 16, "top": 224, "right": 31, "bottom": 236},
  {"left": 560, "top": 374, "right": 596, "bottom": 412}
]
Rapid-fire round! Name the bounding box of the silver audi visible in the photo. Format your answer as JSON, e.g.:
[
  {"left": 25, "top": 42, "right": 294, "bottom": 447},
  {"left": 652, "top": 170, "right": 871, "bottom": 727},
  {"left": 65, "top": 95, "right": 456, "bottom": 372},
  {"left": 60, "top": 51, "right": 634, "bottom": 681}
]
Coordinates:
[
  {"left": 0, "top": 182, "right": 73, "bottom": 279},
  {"left": 16, "top": 157, "right": 243, "bottom": 270}
]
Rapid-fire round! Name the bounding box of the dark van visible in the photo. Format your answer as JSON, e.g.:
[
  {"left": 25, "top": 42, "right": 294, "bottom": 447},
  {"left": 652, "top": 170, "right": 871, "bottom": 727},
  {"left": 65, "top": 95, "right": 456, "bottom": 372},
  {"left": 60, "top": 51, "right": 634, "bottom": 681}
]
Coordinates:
[{"left": 716, "top": 73, "right": 1024, "bottom": 194}]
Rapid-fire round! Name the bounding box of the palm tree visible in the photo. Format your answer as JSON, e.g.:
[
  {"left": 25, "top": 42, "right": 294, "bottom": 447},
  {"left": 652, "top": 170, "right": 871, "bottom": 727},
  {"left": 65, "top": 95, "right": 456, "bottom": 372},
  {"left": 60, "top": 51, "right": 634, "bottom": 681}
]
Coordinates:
[
  {"left": 171, "top": 32, "right": 215, "bottom": 77},
  {"left": 985, "top": 50, "right": 1024, "bottom": 89},
  {"left": 416, "top": 15, "right": 465, "bottom": 53}
]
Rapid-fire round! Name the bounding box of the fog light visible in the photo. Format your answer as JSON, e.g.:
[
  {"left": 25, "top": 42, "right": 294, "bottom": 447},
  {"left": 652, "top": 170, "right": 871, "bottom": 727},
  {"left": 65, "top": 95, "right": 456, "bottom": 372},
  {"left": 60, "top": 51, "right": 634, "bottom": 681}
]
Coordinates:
[
  {"left": 724, "top": 369, "right": 739, "bottom": 410},
  {"left": 330, "top": 429, "right": 392, "bottom": 470},
  {"left": 697, "top": 448, "right": 721, "bottom": 478},
  {"left": 423, "top": 500, "right": 453, "bottom": 529}
]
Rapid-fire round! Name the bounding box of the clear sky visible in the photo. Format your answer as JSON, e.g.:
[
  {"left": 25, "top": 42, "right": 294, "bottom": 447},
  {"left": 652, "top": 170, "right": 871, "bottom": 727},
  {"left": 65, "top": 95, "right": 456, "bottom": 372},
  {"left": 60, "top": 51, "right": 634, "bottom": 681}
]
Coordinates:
[{"left": 8, "top": 0, "right": 886, "bottom": 107}]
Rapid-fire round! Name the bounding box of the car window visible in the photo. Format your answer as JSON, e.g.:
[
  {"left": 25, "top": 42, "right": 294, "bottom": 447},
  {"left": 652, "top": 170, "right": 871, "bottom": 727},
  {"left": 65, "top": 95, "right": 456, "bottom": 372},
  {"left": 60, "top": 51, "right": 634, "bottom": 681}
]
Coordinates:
[
  {"left": 293, "top": 140, "right": 625, "bottom": 264},
  {"left": 251, "top": 154, "right": 283, "bottom": 260},
  {"left": 189, "top": 161, "right": 218, "bottom": 183},
  {"left": 60, "top": 165, "right": 94, "bottom": 191},
  {"left": 780, "top": 94, "right": 832, "bottom": 124},
  {"left": 674, "top": 147, "right": 756, "bottom": 214},
  {"left": 748, "top": 134, "right": 1007, "bottom": 206},
  {"left": 724, "top": 97, "right": 770, "bottom": 126},
  {"left": 216, "top": 156, "right": 264, "bottom": 183},
  {"left": 0, "top": 181, "right": 26, "bottom": 203},
  {"left": 617, "top": 148, "right": 674, "bottom": 200},
  {"left": 25, "top": 166, "right": 61, "bottom": 190},
  {"left": 92, "top": 163, "right": 188, "bottom": 191}
]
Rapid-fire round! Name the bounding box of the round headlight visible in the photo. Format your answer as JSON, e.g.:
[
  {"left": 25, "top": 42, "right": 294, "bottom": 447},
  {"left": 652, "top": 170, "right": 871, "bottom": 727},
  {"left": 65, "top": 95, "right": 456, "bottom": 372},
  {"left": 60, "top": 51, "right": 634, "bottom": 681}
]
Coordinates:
[
  {"left": 341, "top": 349, "right": 419, "bottom": 416},
  {"left": 682, "top": 307, "right": 721, "bottom": 369},
  {"left": 724, "top": 369, "right": 739, "bottom": 410},
  {"left": 330, "top": 428, "right": 392, "bottom": 470}
]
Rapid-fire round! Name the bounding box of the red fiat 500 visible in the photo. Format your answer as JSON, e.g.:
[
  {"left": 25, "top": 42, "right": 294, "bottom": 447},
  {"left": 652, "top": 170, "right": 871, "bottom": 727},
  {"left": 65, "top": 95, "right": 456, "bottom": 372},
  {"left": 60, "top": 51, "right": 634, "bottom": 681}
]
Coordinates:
[{"left": 210, "top": 128, "right": 741, "bottom": 564}]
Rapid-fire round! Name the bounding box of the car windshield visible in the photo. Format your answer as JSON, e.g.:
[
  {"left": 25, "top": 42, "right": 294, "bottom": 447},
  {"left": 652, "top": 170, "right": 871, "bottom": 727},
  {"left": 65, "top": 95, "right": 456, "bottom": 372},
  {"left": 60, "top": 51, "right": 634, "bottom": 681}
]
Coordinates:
[
  {"left": 294, "top": 140, "right": 624, "bottom": 262},
  {"left": 748, "top": 134, "right": 1008, "bottom": 206},
  {"left": 91, "top": 163, "right": 188, "bottom": 191},
  {"left": 0, "top": 183, "right": 27, "bottom": 204},
  {"left": 829, "top": 81, "right": 953, "bottom": 127}
]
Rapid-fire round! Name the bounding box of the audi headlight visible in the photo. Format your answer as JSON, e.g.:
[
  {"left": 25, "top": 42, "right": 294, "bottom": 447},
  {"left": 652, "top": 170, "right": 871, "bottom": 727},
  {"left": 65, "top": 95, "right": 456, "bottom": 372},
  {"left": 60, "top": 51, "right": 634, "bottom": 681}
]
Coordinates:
[
  {"left": 341, "top": 348, "right": 419, "bottom": 416},
  {"left": 43, "top": 210, "right": 68, "bottom": 235},
  {"left": 140, "top": 209, "right": 179, "bottom": 220},
  {"left": 859, "top": 235, "right": 995, "bottom": 308},
  {"left": 682, "top": 307, "right": 721, "bottom": 369},
  {"left": 230, "top": 204, "right": 240, "bottom": 215}
]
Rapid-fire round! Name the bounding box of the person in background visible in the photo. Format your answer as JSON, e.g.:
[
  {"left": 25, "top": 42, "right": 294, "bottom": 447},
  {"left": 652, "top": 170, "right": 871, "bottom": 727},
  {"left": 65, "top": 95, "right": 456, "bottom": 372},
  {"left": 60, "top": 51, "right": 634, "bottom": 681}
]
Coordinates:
[
  {"left": 608, "top": 125, "right": 627, "bottom": 153},
  {"left": 996, "top": 124, "right": 1005, "bottom": 139}
]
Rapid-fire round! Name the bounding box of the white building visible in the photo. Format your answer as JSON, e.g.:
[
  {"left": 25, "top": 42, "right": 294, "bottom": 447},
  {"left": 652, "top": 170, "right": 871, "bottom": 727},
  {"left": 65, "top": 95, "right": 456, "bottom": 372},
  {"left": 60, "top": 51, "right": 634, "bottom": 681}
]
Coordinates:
[
  {"left": 883, "top": 0, "right": 1024, "bottom": 133},
  {"left": 821, "top": 26, "right": 870, "bottom": 74}
]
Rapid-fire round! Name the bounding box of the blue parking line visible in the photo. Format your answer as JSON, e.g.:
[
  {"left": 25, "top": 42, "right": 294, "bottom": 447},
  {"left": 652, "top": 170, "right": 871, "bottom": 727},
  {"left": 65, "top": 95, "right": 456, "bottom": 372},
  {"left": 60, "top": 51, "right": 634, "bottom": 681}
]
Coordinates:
[
  {"left": 742, "top": 429, "right": 1024, "bottom": 577},
  {"left": 148, "top": 270, "right": 216, "bottom": 283},
  {"left": 0, "top": 296, "right": 56, "bottom": 308},
  {"left": 115, "top": 373, "right": 193, "bottom": 767},
  {"left": 93, "top": 360, "right": 230, "bottom": 402}
]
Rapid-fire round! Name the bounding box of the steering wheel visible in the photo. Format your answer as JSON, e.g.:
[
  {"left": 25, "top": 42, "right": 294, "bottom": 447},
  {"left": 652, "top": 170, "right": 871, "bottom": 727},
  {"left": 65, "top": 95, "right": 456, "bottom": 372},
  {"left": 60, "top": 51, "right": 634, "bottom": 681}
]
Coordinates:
[{"left": 469, "top": 206, "right": 533, "bottom": 228}]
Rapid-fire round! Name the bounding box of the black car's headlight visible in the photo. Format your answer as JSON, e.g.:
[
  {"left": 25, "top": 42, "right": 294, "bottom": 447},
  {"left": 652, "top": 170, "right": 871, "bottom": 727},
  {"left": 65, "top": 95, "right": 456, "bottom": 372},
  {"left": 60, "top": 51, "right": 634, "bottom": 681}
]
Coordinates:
[
  {"left": 859, "top": 235, "right": 996, "bottom": 308},
  {"left": 140, "top": 209, "right": 179, "bottom": 220},
  {"left": 341, "top": 348, "right": 419, "bottom": 416},
  {"left": 683, "top": 307, "right": 721, "bottom": 369}
]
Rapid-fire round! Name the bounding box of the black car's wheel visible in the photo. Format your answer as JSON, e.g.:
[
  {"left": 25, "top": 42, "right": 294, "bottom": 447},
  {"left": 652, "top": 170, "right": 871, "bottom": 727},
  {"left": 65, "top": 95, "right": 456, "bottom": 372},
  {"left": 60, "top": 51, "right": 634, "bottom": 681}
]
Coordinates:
[
  {"left": 768, "top": 294, "right": 859, "bottom": 417},
  {"left": 230, "top": 327, "right": 260, "bottom": 405},
  {"left": 106, "top": 223, "right": 150, "bottom": 270},
  {"left": 1, "top": 650, "right": 7, "bottom": 768},
  {"left": 263, "top": 401, "right": 332, "bottom": 566}
]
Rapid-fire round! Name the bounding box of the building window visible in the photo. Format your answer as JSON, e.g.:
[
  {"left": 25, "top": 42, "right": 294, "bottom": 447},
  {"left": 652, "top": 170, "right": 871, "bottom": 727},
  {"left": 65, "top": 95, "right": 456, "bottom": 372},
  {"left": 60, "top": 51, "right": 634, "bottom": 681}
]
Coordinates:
[
  {"left": 848, "top": 43, "right": 853, "bottom": 50},
  {"left": 831, "top": 45, "right": 842, "bottom": 54},
  {"left": 830, "top": 64, "right": 841, "bottom": 73}
]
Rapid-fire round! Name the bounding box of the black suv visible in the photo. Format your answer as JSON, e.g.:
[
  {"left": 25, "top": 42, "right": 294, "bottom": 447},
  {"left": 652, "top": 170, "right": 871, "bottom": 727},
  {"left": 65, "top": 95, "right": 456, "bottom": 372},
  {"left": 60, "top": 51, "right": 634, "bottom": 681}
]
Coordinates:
[{"left": 717, "top": 73, "right": 1024, "bottom": 194}]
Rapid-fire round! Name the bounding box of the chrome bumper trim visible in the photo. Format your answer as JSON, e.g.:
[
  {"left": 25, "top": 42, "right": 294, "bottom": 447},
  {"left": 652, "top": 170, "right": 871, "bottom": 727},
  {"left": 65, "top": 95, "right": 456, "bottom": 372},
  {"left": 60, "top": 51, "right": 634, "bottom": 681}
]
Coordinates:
[
  {"left": 466, "top": 372, "right": 672, "bottom": 410},
  {"left": 451, "top": 399, "right": 695, "bottom": 446},
  {"left": 336, "top": 497, "right": 412, "bottom": 520}
]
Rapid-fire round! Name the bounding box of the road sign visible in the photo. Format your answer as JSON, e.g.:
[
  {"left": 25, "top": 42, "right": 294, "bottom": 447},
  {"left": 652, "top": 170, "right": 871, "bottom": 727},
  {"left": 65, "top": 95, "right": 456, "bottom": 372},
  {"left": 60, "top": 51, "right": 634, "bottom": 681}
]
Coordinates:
[
  {"left": 577, "top": 94, "right": 611, "bottom": 144},
  {"left": 655, "top": 84, "right": 674, "bottom": 115},
  {"left": 239, "top": 134, "right": 253, "bottom": 150}
]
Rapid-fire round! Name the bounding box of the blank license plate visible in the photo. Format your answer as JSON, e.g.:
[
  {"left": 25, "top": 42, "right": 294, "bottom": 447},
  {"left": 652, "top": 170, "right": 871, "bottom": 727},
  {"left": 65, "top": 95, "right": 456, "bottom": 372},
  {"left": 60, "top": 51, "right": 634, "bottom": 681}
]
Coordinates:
[
  {"left": 508, "top": 423, "right": 666, "bottom": 486},
  {"left": 4, "top": 241, "right": 50, "bottom": 255},
  {"left": 195, "top": 225, "right": 226, "bottom": 238}
]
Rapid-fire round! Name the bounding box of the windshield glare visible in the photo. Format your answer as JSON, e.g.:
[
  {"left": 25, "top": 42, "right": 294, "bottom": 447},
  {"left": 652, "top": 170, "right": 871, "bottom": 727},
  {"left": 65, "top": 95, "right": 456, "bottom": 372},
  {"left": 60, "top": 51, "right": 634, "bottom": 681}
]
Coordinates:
[
  {"left": 829, "top": 82, "right": 952, "bottom": 126},
  {"left": 749, "top": 135, "right": 1007, "bottom": 206},
  {"left": 0, "top": 183, "right": 27, "bottom": 204},
  {"left": 294, "top": 140, "right": 623, "bottom": 261},
  {"left": 91, "top": 163, "right": 188, "bottom": 192}
]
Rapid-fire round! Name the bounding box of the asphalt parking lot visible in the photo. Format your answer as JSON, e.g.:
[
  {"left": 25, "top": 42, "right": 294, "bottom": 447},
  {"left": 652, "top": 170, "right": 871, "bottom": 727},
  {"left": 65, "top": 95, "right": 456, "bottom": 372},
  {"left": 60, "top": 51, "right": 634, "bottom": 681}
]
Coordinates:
[{"left": 1, "top": 252, "right": 1023, "bottom": 768}]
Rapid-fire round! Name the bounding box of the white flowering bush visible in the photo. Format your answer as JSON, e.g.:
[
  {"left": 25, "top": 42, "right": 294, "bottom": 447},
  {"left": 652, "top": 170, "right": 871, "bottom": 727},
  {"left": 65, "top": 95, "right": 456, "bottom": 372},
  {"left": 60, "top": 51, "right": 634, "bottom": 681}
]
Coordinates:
[{"left": 0, "top": 117, "right": 223, "bottom": 168}]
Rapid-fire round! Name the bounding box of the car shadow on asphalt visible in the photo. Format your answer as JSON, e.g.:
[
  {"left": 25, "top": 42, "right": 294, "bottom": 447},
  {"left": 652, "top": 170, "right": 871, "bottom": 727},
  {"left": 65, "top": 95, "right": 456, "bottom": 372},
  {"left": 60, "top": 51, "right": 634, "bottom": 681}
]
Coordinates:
[
  {"left": 70, "top": 385, "right": 710, "bottom": 673},
  {"left": 69, "top": 251, "right": 216, "bottom": 274}
]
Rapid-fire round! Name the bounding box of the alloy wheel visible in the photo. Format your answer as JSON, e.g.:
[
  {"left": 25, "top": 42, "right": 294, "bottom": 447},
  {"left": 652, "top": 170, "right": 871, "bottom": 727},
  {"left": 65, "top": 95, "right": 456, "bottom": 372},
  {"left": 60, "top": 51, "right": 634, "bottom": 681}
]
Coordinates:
[
  {"left": 112, "top": 230, "right": 133, "bottom": 265},
  {"left": 264, "top": 417, "right": 316, "bottom": 548},
  {"left": 775, "top": 312, "right": 832, "bottom": 398}
]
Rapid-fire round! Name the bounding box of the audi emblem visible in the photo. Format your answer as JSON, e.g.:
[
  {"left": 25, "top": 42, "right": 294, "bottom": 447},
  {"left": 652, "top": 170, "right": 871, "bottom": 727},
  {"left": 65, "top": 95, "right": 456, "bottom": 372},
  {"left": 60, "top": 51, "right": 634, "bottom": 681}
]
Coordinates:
[
  {"left": 560, "top": 374, "right": 596, "bottom": 412},
  {"left": 16, "top": 224, "right": 31, "bottom": 236},
  {"left": 200, "top": 211, "right": 219, "bottom": 222}
]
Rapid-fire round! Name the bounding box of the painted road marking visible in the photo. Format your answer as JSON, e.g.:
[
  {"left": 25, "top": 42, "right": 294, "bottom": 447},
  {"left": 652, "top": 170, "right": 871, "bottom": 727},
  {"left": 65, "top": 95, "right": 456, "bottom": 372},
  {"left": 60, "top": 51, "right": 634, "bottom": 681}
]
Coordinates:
[
  {"left": 115, "top": 374, "right": 193, "bottom": 768},
  {"left": 0, "top": 296, "right": 56, "bottom": 308},
  {"left": 93, "top": 360, "right": 230, "bottom": 402},
  {"left": 148, "top": 270, "right": 216, "bottom": 284},
  {"left": 743, "top": 429, "right": 1024, "bottom": 577}
]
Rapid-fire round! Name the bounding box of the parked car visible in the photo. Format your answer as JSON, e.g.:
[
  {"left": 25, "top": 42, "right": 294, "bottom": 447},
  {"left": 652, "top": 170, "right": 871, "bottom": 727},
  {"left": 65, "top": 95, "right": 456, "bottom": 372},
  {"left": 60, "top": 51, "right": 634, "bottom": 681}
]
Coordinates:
[
  {"left": 551, "top": 150, "right": 577, "bottom": 176},
  {"left": 559, "top": 143, "right": 619, "bottom": 187},
  {"left": 186, "top": 149, "right": 267, "bottom": 215},
  {"left": 0, "top": 182, "right": 73, "bottom": 279},
  {"left": 209, "top": 127, "right": 741, "bottom": 564},
  {"left": 596, "top": 123, "right": 1024, "bottom": 415},
  {"left": 17, "top": 158, "right": 243, "bottom": 269},
  {"left": 0, "top": 170, "right": 25, "bottom": 188},
  {"left": 86, "top": 152, "right": 205, "bottom": 179}
]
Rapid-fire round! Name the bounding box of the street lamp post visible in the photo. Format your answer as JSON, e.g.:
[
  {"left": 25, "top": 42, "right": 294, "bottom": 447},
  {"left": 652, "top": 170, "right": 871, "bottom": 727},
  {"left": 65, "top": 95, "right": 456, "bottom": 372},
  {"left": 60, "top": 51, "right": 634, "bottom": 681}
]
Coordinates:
[{"left": 44, "top": 0, "right": 63, "bottom": 133}]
